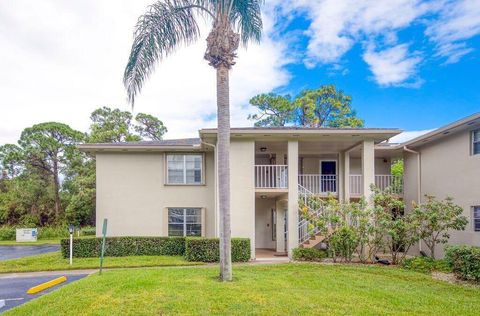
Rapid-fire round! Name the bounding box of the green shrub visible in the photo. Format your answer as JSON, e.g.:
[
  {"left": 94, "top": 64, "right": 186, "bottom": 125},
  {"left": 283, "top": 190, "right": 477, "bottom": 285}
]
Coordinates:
[
  {"left": 38, "top": 226, "right": 69, "bottom": 239},
  {"left": 293, "top": 247, "right": 327, "bottom": 262},
  {"left": 329, "top": 226, "right": 358, "bottom": 263},
  {"left": 445, "top": 245, "right": 480, "bottom": 282},
  {"left": 401, "top": 256, "right": 451, "bottom": 273},
  {"left": 184, "top": 237, "right": 251, "bottom": 262},
  {"left": 60, "top": 237, "right": 186, "bottom": 258},
  {"left": 81, "top": 227, "right": 96, "bottom": 236},
  {"left": 0, "top": 226, "right": 16, "bottom": 241}
]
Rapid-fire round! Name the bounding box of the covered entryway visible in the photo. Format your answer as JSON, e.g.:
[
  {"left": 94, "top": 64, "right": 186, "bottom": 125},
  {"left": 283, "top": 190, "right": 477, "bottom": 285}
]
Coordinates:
[{"left": 254, "top": 192, "right": 288, "bottom": 260}]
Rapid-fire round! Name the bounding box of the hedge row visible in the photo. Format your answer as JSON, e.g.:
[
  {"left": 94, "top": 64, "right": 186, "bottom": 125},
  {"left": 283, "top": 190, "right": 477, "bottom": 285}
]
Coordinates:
[
  {"left": 445, "top": 245, "right": 480, "bottom": 282},
  {"left": 60, "top": 236, "right": 251, "bottom": 263},
  {"left": 292, "top": 247, "right": 327, "bottom": 262},
  {"left": 0, "top": 226, "right": 96, "bottom": 241},
  {"left": 184, "top": 237, "right": 251, "bottom": 262},
  {"left": 60, "top": 237, "right": 185, "bottom": 258}
]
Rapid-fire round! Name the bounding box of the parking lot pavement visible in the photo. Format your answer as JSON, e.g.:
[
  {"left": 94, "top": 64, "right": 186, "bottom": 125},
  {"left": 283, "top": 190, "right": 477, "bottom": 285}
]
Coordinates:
[
  {"left": 0, "top": 245, "right": 60, "bottom": 261},
  {"left": 0, "top": 273, "right": 87, "bottom": 313}
]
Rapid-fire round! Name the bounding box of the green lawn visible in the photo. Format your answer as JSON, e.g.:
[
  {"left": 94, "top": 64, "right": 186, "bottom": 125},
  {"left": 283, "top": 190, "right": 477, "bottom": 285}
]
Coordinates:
[
  {"left": 0, "top": 252, "right": 203, "bottom": 273},
  {"left": 0, "top": 236, "right": 95, "bottom": 246},
  {"left": 5, "top": 263, "right": 480, "bottom": 315}
]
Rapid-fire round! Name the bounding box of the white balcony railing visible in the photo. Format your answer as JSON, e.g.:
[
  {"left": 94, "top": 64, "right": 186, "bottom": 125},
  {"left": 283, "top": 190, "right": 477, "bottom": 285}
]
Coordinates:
[
  {"left": 349, "top": 174, "right": 403, "bottom": 196},
  {"left": 298, "top": 174, "right": 337, "bottom": 195},
  {"left": 255, "top": 165, "right": 288, "bottom": 189},
  {"left": 349, "top": 175, "right": 363, "bottom": 197}
]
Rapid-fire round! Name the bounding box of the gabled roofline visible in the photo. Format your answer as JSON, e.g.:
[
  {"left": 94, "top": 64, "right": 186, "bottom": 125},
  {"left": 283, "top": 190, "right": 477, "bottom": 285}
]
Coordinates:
[{"left": 399, "top": 112, "right": 480, "bottom": 148}]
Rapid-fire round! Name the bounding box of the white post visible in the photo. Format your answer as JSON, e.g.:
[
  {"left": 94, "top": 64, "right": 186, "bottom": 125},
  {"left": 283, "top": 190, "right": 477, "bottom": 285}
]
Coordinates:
[
  {"left": 287, "top": 140, "right": 299, "bottom": 258},
  {"left": 69, "top": 233, "right": 73, "bottom": 265},
  {"left": 362, "top": 140, "right": 375, "bottom": 205},
  {"left": 344, "top": 151, "right": 351, "bottom": 202}
]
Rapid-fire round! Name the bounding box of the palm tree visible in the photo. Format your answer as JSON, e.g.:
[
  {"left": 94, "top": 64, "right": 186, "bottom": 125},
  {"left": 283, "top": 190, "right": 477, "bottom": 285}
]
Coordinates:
[{"left": 123, "top": 0, "right": 263, "bottom": 281}]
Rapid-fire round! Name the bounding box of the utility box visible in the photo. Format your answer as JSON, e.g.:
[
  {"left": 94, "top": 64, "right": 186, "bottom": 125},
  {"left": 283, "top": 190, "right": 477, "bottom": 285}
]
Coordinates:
[{"left": 16, "top": 228, "right": 38, "bottom": 242}]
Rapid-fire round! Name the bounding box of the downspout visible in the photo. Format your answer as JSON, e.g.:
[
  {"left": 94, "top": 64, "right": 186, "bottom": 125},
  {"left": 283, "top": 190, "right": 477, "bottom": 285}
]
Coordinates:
[
  {"left": 201, "top": 141, "right": 218, "bottom": 237},
  {"left": 403, "top": 146, "right": 422, "bottom": 252}
]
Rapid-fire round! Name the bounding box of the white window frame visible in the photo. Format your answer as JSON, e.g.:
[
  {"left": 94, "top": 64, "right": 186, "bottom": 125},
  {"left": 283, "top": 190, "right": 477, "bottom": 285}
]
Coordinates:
[
  {"left": 165, "top": 153, "right": 204, "bottom": 185},
  {"left": 473, "top": 206, "right": 480, "bottom": 232},
  {"left": 472, "top": 129, "right": 480, "bottom": 156},
  {"left": 167, "top": 208, "right": 203, "bottom": 237}
]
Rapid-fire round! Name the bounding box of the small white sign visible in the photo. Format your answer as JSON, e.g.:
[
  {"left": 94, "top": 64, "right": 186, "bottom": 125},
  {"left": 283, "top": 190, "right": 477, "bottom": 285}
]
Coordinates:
[{"left": 16, "top": 228, "right": 38, "bottom": 242}]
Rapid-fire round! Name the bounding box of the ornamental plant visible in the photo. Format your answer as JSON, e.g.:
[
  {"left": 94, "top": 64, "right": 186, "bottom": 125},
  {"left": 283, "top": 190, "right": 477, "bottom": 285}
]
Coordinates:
[{"left": 412, "top": 195, "right": 468, "bottom": 259}]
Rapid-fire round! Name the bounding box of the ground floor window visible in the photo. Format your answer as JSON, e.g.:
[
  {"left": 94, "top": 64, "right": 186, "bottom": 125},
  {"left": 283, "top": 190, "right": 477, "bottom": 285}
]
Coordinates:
[
  {"left": 474, "top": 206, "right": 480, "bottom": 232},
  {"left": 168, "top": 208, "right": 202, "bottom": 236}
]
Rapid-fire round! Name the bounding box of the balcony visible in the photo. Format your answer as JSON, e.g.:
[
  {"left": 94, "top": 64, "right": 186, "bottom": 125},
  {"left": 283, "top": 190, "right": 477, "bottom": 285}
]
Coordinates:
[
  {"left": 254, "top": 165, "right": 403, "bottom": 196},
  {"left": 254, "top": 165, "right": 288, "bottom": 189},
  {"left": 350, "top": 174, "right": 403, "bottom": 197},
  {"left": 298, "top": 174, "right": 403, "bottom": 197}
]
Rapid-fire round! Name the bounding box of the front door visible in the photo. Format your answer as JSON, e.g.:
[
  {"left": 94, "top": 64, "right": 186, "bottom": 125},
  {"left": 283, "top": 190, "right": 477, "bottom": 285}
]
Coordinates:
[{"left": 320, "top": 160, "right": 337, "bottom": 193}]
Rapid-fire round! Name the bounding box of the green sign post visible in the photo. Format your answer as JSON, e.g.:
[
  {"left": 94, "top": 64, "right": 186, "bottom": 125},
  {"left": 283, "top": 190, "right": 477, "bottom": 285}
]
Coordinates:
[{"left": 99, "top": 218, "right": 108, "bottom": 275}]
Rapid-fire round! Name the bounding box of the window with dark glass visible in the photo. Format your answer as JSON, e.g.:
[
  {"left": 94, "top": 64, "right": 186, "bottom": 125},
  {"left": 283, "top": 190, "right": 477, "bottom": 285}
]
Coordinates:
[
  {"left": 473, "top": 130, "right": 480, "bottom": 155},
  {"left": 474, "top": 206, "right": 480, "bottom": 232},
  {"left": 168, "top": 208, "right": 202, "bottom": 236}
]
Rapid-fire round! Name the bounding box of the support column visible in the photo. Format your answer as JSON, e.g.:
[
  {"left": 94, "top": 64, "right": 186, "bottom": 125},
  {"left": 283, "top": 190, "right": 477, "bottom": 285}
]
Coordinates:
[
  {"left": 344, "top": 151, "right": 351, "bottom": 202},
  {"left": 362, "top": 140, "right": 375, "bottom": 205},
  {"left": 287, "top": 140, "right": 299, "bottom": 258},
  {"left": 275, "top": 199, "right": 287, "bottom": 253},
  {"left": 338, "top": 152, "right": 345, "bottom": 201}
]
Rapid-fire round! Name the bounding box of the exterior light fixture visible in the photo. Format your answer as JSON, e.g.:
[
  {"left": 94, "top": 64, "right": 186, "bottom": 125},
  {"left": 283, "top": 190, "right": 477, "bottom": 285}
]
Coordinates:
[
  {"left": 260, "top": 195, "right": 267, "bottom": 199},
  {"left": 260, "top": 147, "right": 267, "bottom": 152}
]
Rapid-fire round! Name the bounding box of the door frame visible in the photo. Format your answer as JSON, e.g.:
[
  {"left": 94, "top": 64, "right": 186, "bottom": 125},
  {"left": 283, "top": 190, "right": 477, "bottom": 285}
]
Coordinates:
[{"left": 319, "top": 159, "right": 338, "bottom": 175}]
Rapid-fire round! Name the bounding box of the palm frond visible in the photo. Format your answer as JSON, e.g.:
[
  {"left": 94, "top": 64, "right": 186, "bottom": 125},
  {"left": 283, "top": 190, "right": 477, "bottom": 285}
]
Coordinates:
[
  {"left": 229, "top": 0, "right": 263, "bottom": 45},
  {"left": 123, "top": 0, "right": 206, "bottom": 106}
]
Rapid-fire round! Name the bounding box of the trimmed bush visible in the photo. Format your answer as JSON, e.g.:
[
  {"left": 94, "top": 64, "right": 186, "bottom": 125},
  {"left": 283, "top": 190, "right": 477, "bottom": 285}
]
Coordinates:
[
  {"left": 0, "top": 226, "right": 16, "bottom": 241},
  {"left": 292, "top": 247, "right": 327, "bottom": 262},
  {"left": 81, "top": 227, "right": 96, "bottom": 236},
  {"left": 61, "top": 237, "right": 185, "bottom": 258},
  {"left": 184, "top": 237, "right": 251, "bottom": 262},
  {"left": 401, "top": 256, "right": 451, "bottom": 274},
  {"left": 445, "top": 245, "right": 480, "bottom": 282}
]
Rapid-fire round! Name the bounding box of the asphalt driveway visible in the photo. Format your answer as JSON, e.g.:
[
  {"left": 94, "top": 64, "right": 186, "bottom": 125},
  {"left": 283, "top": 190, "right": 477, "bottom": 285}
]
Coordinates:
[
  {"left": 0, "top": 273, "right": 87, "bottom": 313},
  {"left": 0, "top": 245, "right": 60, "bottom": 261}
]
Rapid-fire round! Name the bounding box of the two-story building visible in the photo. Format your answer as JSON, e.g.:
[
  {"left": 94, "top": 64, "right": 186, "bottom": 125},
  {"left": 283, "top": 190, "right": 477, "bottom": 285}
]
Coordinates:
[{"left": 79, "top": 113, "right": 480, "bottom": 259}]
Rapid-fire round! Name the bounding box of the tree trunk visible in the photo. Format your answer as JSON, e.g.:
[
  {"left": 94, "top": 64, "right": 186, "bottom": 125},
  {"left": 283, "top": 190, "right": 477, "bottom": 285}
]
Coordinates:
[
  {"left": 53, "top": 158, "right": 61, "bottom": 221},
  {"left": 217, "top": 65, "right": 232, "bottom": 281}
]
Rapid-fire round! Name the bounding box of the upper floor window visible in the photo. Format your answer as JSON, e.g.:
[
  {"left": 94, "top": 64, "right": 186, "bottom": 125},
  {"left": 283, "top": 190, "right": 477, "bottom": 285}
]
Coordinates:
[
  {"left": 166, "top": 154, "right": 203, "bottom": 184},
  {"left": 474, "top": 206, "right": 480, "bottom": 232},
  {"left": 473, "top": 129, "right": 480, "bottom": 155}
]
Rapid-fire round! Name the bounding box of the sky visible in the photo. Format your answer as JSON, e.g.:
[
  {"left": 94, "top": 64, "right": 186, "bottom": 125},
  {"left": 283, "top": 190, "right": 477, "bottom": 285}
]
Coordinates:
[{"left": 0, "top": 0, "right": 479, "bottom": 145}]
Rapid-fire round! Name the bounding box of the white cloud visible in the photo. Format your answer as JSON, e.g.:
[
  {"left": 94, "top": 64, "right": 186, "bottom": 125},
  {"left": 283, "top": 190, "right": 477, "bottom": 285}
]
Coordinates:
[
  {"left": 274, "top": 0, "right": 479, "bottom": 85},
  {"left": 389, "top": 129, "right": 435, "bottom": 143},
  {"left": 425, "top": 0, "right": 480, "bottom": 64},
  {"left": 0, "top": 0, "right": 290, "bottom": 144},
  {"left": 363, "top": 44, "right": 422, "bottom": 87}
]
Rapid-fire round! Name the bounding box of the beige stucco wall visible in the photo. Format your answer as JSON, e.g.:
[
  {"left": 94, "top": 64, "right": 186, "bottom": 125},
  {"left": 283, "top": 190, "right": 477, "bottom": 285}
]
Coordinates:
[
  {"left": 405, "top": 129, "right": 480, "bottom": 257},
  {"left": 301, "top": 156, "right": 390, "bottom": 175},
  {"left": 229, "top": 139, "right": 256, "bottom": 256},
  {"left": 95, "top": 152, "right": 215, "bottom": 237},
  {"left": 255, "top": 198, "right": 276, "bottom": 249}
]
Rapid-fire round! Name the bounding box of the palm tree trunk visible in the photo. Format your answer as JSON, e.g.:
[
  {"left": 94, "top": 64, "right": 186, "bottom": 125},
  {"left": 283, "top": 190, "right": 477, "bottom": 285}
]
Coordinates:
[{"left": 217, "top": 64, "right": 232, "bottom": 281}]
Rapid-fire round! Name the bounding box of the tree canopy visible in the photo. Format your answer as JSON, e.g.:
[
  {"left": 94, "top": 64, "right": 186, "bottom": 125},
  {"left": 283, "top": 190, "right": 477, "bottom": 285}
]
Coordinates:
[
  {"left": 248, "top": 85, "right": 364, "bottom": 128},
  {"left": 0, "top": 107, "right": 167, "bottom": 226}
]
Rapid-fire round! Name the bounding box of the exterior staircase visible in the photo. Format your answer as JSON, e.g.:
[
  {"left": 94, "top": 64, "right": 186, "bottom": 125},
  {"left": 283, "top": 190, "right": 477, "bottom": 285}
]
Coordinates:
[{"left": 298, "top": 184, "right": 330, "bottom": 248}]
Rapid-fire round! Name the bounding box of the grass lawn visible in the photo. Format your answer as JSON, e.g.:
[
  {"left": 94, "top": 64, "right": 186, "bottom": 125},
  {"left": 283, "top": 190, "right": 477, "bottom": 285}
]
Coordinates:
[
  {"left": 0, "top": 252, "right": 203, "bottom": 273},
  {"left": 0, "top": 236, "right": 95, "bottom": 246},
  {"left": 5, "top": 263, "right": 480, "bottom": 315}
]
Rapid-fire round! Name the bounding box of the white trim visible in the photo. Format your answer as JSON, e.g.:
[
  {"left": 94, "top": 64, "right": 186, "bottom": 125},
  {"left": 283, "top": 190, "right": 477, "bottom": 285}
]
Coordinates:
[
  {"left": 319, "top": 159, "right": 338, "bottom": 175},
  {"left": 472, "top": 129, "right": 480, "bottom": 156},
  {"left": 165, "top": 153, "right": 205, "bottom": 185}
]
